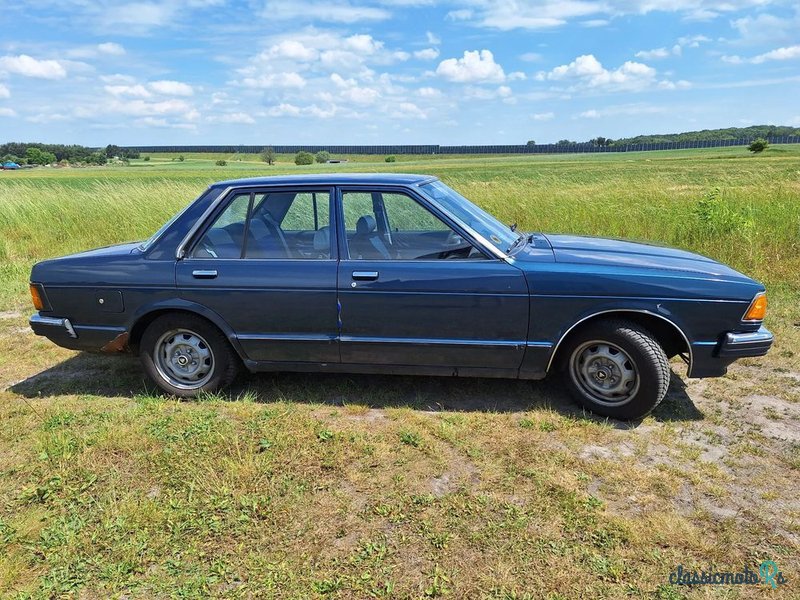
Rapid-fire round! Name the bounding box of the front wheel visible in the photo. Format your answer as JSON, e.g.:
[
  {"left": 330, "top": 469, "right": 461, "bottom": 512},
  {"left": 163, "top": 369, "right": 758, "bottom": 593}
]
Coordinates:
[
  {"left": 140, "top": 313, "right": 239, "bottom": 397},
  {"left": 559, "top": 319, "right": 670, "bottom": 420}
]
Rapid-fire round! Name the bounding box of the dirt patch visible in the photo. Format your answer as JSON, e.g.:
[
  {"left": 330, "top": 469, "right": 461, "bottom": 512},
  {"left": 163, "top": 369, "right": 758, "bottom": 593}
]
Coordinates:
[
  {"left": 0, "top": 311, "right": 22, "bottom": 320},
  {"left": 743, "top": 394, "right": 800, "bottom": 442},
  {"left": 428, "top": 446, "right": 479, "bottom": 497}
]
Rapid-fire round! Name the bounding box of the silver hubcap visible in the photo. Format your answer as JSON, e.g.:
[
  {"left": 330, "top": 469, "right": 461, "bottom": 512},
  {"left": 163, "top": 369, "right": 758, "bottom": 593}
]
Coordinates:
[
  {"left": 570, "top": 340, "right": 639, "bottom": 406},
  {"left": 154, "top": 328, "right": 214, "bottom": 390}
]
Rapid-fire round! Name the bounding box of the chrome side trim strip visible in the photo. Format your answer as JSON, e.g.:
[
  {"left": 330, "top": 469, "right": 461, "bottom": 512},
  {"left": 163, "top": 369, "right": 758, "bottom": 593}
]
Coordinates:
[
  {"left": 544, "top": 309, "right": 693, "bottom": 374},
  {"left": 340, "top": 336, "right": 525, "bottom": 347},
  {"left": 236, "top": 333, "right": 337, "bottom": 342}
]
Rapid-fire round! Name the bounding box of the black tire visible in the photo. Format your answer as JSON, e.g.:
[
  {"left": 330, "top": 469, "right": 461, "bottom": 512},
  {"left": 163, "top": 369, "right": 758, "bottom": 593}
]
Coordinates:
[
  {"left": 559, "top": 319, "right": 670, "bottom": 420},
  {"left": 139, "top": 313, "right": 239, "bottom": 397}
]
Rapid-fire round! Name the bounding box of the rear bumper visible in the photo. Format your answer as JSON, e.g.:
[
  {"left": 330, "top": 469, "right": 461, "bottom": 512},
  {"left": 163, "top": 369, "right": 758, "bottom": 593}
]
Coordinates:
[
  {"left": 30, "top": 313, "right": 128, "bottom": 352},
  {"left": 717, "top": 326, "right": 774, "bottom": 358}
]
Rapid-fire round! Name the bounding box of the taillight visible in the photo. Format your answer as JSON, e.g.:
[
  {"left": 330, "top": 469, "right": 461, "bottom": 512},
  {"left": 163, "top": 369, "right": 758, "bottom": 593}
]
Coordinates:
[{"left": 743, "top": 292, "right": 767, "bottom": 322}]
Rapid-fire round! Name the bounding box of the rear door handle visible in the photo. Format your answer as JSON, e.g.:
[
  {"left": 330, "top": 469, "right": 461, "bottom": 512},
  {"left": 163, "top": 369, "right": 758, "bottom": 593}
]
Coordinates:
[
  {"left": 192, "top": 269, "right": 218, "bottom": 279},
  {"left": 352, "top": 271, "right": 379, "bottom": 281}
]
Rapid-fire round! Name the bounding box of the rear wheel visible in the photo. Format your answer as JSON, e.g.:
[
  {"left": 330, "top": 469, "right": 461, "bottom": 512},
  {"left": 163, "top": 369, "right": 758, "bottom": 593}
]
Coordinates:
[
  {"left": 560, "top": 319, "right": 670, "bottom": 420},
  {"left": 140, "top": 313, "right": 239, "bottom": 397}
]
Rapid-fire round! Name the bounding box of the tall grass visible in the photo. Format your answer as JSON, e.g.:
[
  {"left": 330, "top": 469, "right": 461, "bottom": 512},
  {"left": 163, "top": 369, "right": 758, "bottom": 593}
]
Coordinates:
[{"left": 1, "top": 148, "right": 798, "bottom": 308}]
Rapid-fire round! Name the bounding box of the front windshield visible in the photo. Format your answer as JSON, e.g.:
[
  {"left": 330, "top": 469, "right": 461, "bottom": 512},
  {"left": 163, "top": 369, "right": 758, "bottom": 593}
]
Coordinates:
[{"left": 418, "top": 180, "right": 520, "bottom": 253}]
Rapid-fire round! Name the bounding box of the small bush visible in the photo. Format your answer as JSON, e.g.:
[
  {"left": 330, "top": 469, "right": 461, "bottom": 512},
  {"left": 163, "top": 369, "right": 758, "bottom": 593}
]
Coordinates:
[
  {"left": 215, "top": 160, "right": 227, "bottom": 166},
  {"left": 315, "top": 150, "right": 330, "bottom": 163},
  {"left": 692, "top": 188, "right": 753, "bottom": 238},
  {"left": 295, "top": 151, "right": 314, "bottom": 165},
  {"left": 748, "top": 138, "right": 768, "bottom": 153},
  {"left": 178, "top": 155, "right": 185, "bottom": 162},
  {"left": 143, "top": 156, "right": 150, "bottom": 162},
  {"left": 385, "top": 155, "right": 397, "bottom": 163}
]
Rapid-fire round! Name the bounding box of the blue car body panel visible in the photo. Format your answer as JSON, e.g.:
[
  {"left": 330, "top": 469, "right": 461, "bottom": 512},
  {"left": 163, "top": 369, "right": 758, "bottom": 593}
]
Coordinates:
[{"left": 29, "top": 173, "right": 772, "bottom": 381}]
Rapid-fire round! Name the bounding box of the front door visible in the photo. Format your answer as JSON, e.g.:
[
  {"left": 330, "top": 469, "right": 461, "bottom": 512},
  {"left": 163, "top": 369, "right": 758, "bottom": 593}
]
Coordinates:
[
  {"left": 176, "top": 187, "right": 339, "bottom": 364},
  {"left": 336, "top": 187, "right": 529, "bottom": 371}
]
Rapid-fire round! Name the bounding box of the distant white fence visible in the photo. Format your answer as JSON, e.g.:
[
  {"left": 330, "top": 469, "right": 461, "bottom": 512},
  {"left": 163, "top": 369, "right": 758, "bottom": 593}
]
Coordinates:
[{"left": 126, "top": 136, "right": 800, "bottom": 156}]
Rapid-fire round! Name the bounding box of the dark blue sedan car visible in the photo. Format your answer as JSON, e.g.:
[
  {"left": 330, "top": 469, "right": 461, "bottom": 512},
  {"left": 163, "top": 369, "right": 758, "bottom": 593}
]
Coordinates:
[{"left": 29, "top": 174, "right": 773, "bottom": 419}]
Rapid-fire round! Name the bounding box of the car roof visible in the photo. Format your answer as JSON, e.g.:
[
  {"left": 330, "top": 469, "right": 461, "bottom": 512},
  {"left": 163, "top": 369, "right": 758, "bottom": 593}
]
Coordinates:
[{"left": 210, "top": 173, "right": 437, "bottom": 189}]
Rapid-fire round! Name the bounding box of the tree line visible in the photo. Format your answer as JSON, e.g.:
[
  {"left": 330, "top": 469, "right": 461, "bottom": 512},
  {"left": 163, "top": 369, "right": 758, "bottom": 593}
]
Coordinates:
[{"left": 1, "top": 143, "right": 140, "bottom": 166}]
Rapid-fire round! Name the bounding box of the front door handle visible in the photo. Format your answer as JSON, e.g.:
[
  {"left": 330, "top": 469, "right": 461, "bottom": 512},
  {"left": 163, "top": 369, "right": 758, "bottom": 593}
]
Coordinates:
[
  {"left": 192, "top": 269, "right": 218, "bottom": 279},
  {"left": 352, "top": 270, "right": 379, "bottom": 281}
]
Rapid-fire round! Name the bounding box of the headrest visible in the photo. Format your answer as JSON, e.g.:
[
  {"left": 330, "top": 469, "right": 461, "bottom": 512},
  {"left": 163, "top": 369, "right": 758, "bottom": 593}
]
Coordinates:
[
  {"left": 356, "top": 214, "right": 377, "bottom": 234},
  {"left": 313, "top": 226, "right": 330, "bottom": 252}
]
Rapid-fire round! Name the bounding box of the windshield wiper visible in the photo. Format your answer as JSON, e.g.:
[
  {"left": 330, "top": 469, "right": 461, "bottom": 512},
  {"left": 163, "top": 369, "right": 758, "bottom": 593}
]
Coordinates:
[{"left": 506, "top": 233, "right": 526, "bottom": 253}]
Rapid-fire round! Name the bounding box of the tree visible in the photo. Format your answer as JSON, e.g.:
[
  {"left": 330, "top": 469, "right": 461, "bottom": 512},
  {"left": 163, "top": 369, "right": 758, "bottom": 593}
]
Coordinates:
[
  {"left": 295, "top": 151, "right": 314, "bottom": 165},
  {"left": 215, "top": 159, "right": 227, "bottom": 166},
  {"left": 748, "top": 138, "right": 768, "bottom": 153},
  {"left": 25, "top": 147, "right": 56, "bottom": 165},
  {"left": 260, "top": 147, "right": 276, "bottom": 165},
  {"left": 385, "top": 155, "right": 397, "bottom": 163},
  {"left": 526, "top": 140, "right": 536, "bottom": 146},
  {"left": 105, "top": 144, "right": 121, "bottom": 159},
  {"left": 143, "top": 156, "right": 150, "bottom": 161},
  {"left": 87, "top": 152, "right": 107, "bottom": 165},
  {"left": 315, "top": 150, "right": 330, "bottom": 163},
  {"left": 178, "top": 155, "right": 185, "bottom": 162}
]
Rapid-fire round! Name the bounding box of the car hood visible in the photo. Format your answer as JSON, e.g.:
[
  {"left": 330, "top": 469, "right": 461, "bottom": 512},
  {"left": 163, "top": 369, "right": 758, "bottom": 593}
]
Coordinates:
[{"left": 541, "top": 233, "right": 755, "bottom": 281}]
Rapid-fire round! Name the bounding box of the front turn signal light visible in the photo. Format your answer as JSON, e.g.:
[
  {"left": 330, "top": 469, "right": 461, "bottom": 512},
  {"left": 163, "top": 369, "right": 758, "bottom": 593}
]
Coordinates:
[
  {"left": 30, "top": 283, "right": 45, "bottom": 311},
  {"left": 743, "top": 292, "right": 767, "bottom": 321}
]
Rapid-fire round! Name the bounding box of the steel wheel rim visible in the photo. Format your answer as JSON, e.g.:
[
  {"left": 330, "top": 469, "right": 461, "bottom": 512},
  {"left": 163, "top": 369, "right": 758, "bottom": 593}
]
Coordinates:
[
  {"left": 569, "top": 340, "right": 640, "bottom": 407},
  {"left": 153, "top": 328, "right": 215, "bottom": 390}
]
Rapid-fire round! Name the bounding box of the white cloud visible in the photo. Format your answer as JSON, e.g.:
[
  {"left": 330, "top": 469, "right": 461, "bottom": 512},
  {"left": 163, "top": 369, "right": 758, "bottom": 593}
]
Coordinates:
[
  {"left": 392, "top": 101, "right": 426, "bottom": 119},
  {"left": 67, "top": 42, "right": 126, "bottom": 58},
  {"left": 635, "top": 47, "right": 672, "bottom": 60},
  {"left": 576, "top": 103, "right": 668, "bottom": 119},
  {"left": 149, "top": 80, "right": 194, "bottom": 96},
  {"left": 418, "top": 86, "right": 442, "bottom": 97},
  {"left": 722, "top": 45, "right": 800, "bottom": 65},
  {"left": 267, "top": 103, "right": 303, "bottom": 117},
  {"left": 239, "top": 72, "right": 307, "bottom": 89},
  {"left": 0, "top": 84, "right": 9, "bottom": 99},
  {"left": 105, "top": 84, "right": 152, "bottom": 98},
  {"left": 751, "top": 45, "right": 800, "bottom": 63},
  {"left": 0, "top": 107, "right": 17, "bottom": 117},
  {"left": 0, "top": 54, "right": 67, "bottom": 79},
  {"left": 100, "top": 73, "right": 136, "bottom": 84},
  {"left": 414, "top": 48, "right": 440, "bottom": 60},
  {"left": 436, "top": 49, "right": 506, "bottom": 83},
  {"left": 106, "top": 98, "right": 194, "bottom": 117},
  {"left": 262, "top": 1, "right": 390, "bottom": 23},
  {"left": 520, "top": 52, "right": 543, "bottom": 62},
  {"left": 266, "top": 39, "right": 319, "bottom": 61},
  {"left": 211, "top": 112, "right": 256, "bottom": 124},
  {"left": 532, "top": 111, "right": 554, "bottom": 121},
  {"left": 426, "top": 31, "right": 441, "bottom": 45},
  {"left": 537, "top": 54, "right": 658, "bottom": 91}
]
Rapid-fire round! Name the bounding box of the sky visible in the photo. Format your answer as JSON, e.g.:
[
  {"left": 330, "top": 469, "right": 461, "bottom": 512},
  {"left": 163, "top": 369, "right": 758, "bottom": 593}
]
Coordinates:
[{"left": 0, "top": 1, "right": 798, "bottom": 146}]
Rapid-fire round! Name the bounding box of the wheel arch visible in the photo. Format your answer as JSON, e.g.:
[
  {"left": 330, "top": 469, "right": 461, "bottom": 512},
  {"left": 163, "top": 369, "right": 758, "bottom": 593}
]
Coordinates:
[
  {"left": 127, "top": 301, "right": 246, "bottom": 359},
  {"left": 546, "top": 309, "right": 691, "bottom": 374}
]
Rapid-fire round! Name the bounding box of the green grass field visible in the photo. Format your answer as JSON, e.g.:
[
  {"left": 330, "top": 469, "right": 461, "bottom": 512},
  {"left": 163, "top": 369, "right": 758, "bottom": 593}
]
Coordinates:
[{"left": 0, "top": 146, "right": 798, "bottom": 598}]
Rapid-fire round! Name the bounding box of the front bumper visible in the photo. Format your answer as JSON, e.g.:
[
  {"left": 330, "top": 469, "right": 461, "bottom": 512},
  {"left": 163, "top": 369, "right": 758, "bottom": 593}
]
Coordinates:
[
  {"left": 717, "top": 326, "right": 774, "bottom": 358},
  {"left": 689, "top": 325, "right": 773, "bottom": 378}
]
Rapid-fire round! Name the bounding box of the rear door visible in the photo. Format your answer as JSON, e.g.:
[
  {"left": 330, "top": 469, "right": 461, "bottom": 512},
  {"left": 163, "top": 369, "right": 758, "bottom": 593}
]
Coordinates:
[
  {"left": 335, "top": 186, "right": 529, "bottom": 371},
  {"left": 176, "top": 187, "right": 339, "bottom": 364}
]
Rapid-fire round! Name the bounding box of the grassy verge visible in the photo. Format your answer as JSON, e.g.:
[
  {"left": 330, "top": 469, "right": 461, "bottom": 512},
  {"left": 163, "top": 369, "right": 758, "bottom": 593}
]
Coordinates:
[{"left": 0, "top": 146, "right": 798, "bottom": 598}]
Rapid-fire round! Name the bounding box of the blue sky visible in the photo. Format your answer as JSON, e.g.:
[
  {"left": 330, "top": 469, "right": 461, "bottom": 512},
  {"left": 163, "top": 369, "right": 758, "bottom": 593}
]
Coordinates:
[{"left": 0, "top": 1, "right": 798, "bottom": 145}]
